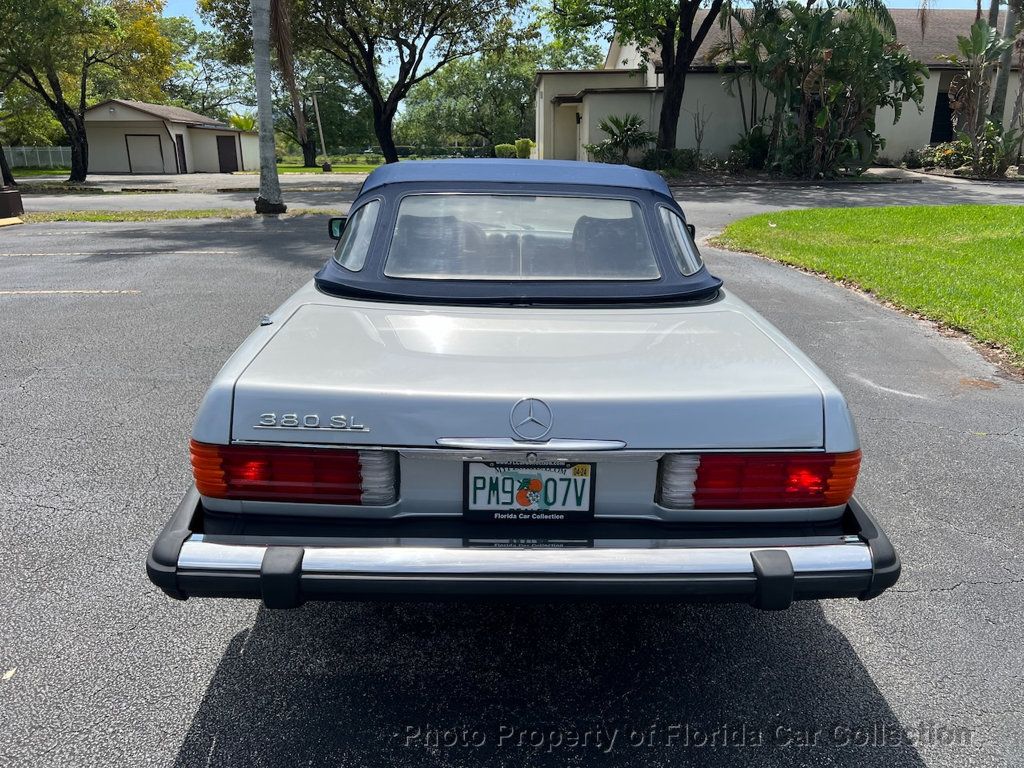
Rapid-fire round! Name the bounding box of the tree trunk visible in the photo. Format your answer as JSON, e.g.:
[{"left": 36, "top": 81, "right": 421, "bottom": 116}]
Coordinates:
[
  {"left": 67, "top": 122, "right": 88, "bottom": 183},
  {"left": 987, "top": 0, "right": 1000, "bottom": 28},
  {"left": 989, "top": 6, "right": 1019, "bottom": 121},
  {"left": 0, "top": 142, "right": 16, "bottom": 187},
  {"left": 251, "top": 0, "right": 286, "bottom": 213},
  {"left": 1011, "top": 40, "right": 1024, "bottom": 161},
  {"left": 373, "top": 104, "right": 400, "bottom": 163},
  {"left": 301, "top": 138, "right": 318, "bottom": 167},
  {"left": 658, "top": 70, "right": 686, "bottom": 151}
]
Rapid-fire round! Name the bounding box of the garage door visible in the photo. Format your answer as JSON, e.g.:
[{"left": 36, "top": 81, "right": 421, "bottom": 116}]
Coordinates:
[{"left": 125, "top": 134, "right": 165, "bottom": 173}]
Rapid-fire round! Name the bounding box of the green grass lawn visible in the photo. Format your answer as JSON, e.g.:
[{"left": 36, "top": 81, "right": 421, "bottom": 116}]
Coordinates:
[
  {"left": 12, "top": 167, "right": 72, "bottom": 178},
  {"left": 714, "top": 205, "right": 1024, "bottom": 364}
]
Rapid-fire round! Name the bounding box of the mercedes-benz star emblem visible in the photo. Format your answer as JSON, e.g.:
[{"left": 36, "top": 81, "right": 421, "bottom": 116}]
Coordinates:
[{"left": 509, "top": 398, "right": 553, "bottom": 441}]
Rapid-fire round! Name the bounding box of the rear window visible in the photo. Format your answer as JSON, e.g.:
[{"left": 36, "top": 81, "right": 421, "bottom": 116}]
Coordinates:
[{"left": 384, "top": 194, "right": 660, "bottom": 281}]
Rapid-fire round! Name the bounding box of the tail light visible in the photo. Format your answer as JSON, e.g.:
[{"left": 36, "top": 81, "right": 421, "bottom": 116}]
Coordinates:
[
  {"left": 659, "top": 451, "right": 860, "bottom": 509},
  {"left": 190, "top": 440, "right": 398, "bottom": 505}
]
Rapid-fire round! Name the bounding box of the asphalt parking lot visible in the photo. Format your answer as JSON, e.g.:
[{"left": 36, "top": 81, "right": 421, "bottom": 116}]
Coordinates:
[{"left": 1, "top": 190, "right": 1022, "bottom": 767}]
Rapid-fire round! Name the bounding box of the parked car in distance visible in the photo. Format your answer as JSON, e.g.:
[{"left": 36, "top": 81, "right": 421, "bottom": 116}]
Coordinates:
[{"left": 147, "top": 159, "right": 899, "bottom": 610}]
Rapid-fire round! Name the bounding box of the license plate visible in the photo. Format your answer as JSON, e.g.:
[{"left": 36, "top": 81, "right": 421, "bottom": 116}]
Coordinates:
[{"left": 464, "top": 462, "right": 595, "bottom": 522}]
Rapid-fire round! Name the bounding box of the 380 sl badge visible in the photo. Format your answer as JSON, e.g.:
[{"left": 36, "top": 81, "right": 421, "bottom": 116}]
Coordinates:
[{"left": 255, "top": 412, "right": 369, "bottom": 432}]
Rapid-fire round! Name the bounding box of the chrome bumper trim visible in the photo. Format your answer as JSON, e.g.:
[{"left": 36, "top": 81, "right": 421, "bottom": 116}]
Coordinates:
[{"left": 177, "top": 536, "right": 872, "bottom": 575}]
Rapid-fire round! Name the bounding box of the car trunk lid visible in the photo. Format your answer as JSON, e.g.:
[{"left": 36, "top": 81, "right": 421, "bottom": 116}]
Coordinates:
[{"left": 230, "top": 301, "right": 825, "bottom": 450}]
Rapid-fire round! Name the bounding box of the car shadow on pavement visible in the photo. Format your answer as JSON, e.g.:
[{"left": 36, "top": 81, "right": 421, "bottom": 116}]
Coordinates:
[{"left": 171, "top": 601, "right": 927, "bottom": 768}]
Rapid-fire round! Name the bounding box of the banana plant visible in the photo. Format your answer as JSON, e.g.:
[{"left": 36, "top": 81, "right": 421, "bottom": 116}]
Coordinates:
[{"left": 944, "top": 17, "right": 1014, "bottom": 173}]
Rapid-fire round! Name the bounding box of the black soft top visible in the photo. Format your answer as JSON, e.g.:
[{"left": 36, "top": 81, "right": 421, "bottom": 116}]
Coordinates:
[{"left": 315, "top": 166, "right": 722, "bottom": 306}]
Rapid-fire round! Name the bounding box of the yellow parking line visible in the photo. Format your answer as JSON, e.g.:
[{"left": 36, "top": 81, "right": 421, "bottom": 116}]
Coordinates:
[{"left": 0, "top": 289, "right": 141, "bottom": 295}]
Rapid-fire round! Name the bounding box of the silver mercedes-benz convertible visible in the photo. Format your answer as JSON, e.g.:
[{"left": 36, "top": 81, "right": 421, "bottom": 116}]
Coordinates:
[{"left": 147, "top": 159, "right": 899, "bottom": 609}]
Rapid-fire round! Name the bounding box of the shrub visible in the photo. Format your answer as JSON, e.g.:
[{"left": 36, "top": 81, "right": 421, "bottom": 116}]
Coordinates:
[
  {"left": 967, "top": 122, "right": 1020, "bottom": 177},
  {"left": 583, "top": 141, "right": 620, "bottom": 163},
  {"left": 901, "top": 148, "right": 923, "bottom": 168},
  {"left": 638, "top": 149, "right": 671, "bottom": 170},
  {"left": 638, "top": 147, "right": 702, "bottom": 172},
  {"left": 494, "top": 143, "right": 516, "bottom": 158},
  {"left": 916, "top": 141, "right": 968, "bottom": 169},
  {"left": 514, "top": 139, "right": 534, "bottom": 159},
  {"left": 718, "top": 1, "right": 926, "bottom": 178},
  {"left": 726, "top": 148, "right": 750, "bottom": 172},
  {"left": 671, "top": 148, "right": 700, "bottom": 171},
  {"left": 363, "top": 154, "right": 384, "bottom": 165},
  {"left": 587, "top": 113, "right": 655, "bottom": 163},
  {"left": 731, "top": 125, "right": 771, "bottom": 170}
]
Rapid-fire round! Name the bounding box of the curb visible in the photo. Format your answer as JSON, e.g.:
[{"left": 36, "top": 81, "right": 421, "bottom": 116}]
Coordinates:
[{"left": 666, "top": 178, "right": 922, "bottom": 189}]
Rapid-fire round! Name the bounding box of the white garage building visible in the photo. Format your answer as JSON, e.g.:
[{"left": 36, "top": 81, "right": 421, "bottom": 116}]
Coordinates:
[{"left": 84, "top": 99, "right": 259, "bottom": 174}]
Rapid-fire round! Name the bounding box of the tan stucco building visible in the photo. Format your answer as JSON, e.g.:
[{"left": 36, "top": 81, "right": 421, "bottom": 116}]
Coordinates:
[
  {"left": 535, "top": 9, "right": 1021, "bottom": 163},
  {"left": 84, "top": 100, "right": 259, "bottom": 174}
]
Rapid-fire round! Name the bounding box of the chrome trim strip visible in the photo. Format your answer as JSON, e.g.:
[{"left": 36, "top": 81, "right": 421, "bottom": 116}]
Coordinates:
[
  {"left": 177, "top": 538, "right": 871, "bottom": 575},
  {"left": 179, "top": 540, "right": 266, "bottom": 570},
  {"left": 436, "top": 438, "right": 627, "bottom": 451}
]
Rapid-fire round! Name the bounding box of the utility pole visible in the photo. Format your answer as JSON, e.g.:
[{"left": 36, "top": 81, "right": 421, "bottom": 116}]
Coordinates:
[{"left": 311, "top": 76, "right": 331, "bottom": 172}]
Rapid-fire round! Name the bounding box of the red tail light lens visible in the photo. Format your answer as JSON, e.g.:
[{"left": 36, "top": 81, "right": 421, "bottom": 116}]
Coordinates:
[
  {"left": 190, "top": 440, "right": 397, "bottom": 505},
  {"left": 661, "top": 450, "right": 860, "bottom": 509}
]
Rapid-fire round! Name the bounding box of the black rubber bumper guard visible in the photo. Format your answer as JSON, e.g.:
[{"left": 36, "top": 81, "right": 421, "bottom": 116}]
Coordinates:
[{"left": 146, "top": 487, "right": 901, "bottom": 610}]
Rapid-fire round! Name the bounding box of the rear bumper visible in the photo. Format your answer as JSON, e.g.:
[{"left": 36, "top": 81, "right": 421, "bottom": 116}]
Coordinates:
[{"left": 147, "top": 487, "right": 900, "bottom": 609}]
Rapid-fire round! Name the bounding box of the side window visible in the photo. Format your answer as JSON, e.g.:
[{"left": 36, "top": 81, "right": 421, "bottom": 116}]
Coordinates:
[
  {"left": 334, "top": 200, "right": 381, "bottom": 272},
  {"left": 659, "top": 207, "right": 704, "bottom": 276}
]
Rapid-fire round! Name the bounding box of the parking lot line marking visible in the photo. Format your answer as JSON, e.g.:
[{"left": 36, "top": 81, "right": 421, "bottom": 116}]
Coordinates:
[
  {"left": 848, "top": 373, "right": 929, "bottom": 400},
  {"left": 0, "top": 249, "right": 240, "bottom": 257},
  {"left": 0, "top": 289, "right": 141, "bottom": 295}
]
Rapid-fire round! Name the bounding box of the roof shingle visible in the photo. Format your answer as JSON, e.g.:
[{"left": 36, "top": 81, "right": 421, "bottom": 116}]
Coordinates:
[{"left": 87, "top": 99, "right": 227, "bottom": 126}]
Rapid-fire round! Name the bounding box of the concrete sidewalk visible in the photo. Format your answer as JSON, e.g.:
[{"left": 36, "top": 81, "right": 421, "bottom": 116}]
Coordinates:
[{"left": 15, "top": 170, "right": 368, "bottom": 193}]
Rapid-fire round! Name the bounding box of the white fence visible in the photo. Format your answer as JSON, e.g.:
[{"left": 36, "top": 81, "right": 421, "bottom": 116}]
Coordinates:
[{"left": 2, "top": 146, "right": 72, "bottom": 169}]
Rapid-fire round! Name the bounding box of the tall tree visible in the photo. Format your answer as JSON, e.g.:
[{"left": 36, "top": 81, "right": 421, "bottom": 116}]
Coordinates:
[
  {"left": 203, "top": 0, "right": 532, "bottom": 163},
  {"left": 989, "top": 1, "right": 1021, "bottom": 121},
  {"left": 251, "top": 0, "right": 286, "bottom": 212},
  {"left": 300, "top": 0, "right": 533, "bottom": 162},
  {"left": 0, "top": 0, "right": 172, "bottom": 182},
  {"left": 551, "top": 0, "right": 728, "bottom": 152},
  {"left": 399, "top": 42, "right": 601, "bottom": 151},
  {"left": 0, "top": 71, "right": 16, "bottom": 187},
  {"left": 553, "top": 0, "right": 894, "bottom": 153},
  {"left": 160, "top": 17, "right": 254, "bottom": 119},
  {"left": 0, "top": 83, "right": 65, "bottom": 145},
  {"left": 275, "top": 54, "right": 374, "bottom": 166},
  {"left": 0, "top": 0, "right": 18, "bottom": 187},
  {"left": 400, "top": 50, "right": 539, "bottom": 151}
]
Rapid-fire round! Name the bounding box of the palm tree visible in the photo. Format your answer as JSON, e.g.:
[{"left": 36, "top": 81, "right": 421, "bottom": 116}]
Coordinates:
[
  {"left": 989, "top": 1, "right": 1021, "bottom": 121},
  {"left": 228, "top": 112, "right": 258, "bottom": 132},
  {"left": 251, "top": 0, "right": 285, "bottom": 214}
]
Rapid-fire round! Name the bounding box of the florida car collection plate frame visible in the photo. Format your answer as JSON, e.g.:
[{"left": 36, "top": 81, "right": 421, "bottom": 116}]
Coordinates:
[{"left": 463, "top": 461, "right": 596, "bottom": 522}]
